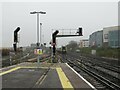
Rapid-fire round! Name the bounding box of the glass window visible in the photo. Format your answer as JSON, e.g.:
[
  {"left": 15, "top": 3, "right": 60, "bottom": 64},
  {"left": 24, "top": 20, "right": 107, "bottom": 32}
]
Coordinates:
[
  {"left": 104, "top": 34, "right": 108, "bottom": 39},
  {"left": 115, "top": 41, "right": 118, "bottom": 46}
]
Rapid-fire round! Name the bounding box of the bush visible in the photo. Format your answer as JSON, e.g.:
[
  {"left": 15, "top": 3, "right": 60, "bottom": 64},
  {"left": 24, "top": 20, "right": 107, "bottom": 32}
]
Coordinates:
[
  {"left": 80, "top": 47, "right": 92, "bottom": 54},
  {"left": 79, "top": 47, "right": 119, "bottom": 59},
  {"left": 2, "top": 48, "right": 10, "bottom": 56},
  {"left": 96, "top": 47, "right": 119, "bottom": 58}
]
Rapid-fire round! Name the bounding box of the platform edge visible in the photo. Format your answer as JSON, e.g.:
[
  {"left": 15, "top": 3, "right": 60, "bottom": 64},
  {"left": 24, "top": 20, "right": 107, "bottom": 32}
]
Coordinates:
[{"left": 66, "top": 63, "right": 97, "bottom": 90}]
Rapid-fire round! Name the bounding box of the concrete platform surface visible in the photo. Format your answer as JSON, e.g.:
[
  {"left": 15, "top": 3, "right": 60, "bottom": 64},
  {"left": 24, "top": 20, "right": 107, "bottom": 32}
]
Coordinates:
[{"left": 0, "top": 62, "right": 95, "bottom": 90}]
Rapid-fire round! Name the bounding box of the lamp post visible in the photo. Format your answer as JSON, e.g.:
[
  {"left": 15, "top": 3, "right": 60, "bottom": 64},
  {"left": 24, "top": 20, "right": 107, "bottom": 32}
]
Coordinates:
[
  {"left": 30, "top": 11, "right": 46, "bottom": 64},
  {"left": 40, "top": 23, "right": 42, "bottom": 46},
  {"left": 30, "top": 11, "right": 46, "bottom": 48}
]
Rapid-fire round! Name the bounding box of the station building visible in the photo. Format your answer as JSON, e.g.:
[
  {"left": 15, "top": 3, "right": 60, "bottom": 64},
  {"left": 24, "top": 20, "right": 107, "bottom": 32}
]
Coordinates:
[{"left": 31, "top": 43, "right": 37, "bottom": 48}]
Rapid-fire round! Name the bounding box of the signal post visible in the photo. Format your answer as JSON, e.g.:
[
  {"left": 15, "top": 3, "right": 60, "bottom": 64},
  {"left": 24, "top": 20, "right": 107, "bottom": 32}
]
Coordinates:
[{"left": 52, "top": 27, "right": 83, "bottom": 63}]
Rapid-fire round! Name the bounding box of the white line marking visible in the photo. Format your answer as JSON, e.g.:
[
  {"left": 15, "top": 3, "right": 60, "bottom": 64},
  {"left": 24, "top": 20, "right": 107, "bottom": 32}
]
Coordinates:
[{"left": 66, "top": 63, "right": 97, "bottom": 90}]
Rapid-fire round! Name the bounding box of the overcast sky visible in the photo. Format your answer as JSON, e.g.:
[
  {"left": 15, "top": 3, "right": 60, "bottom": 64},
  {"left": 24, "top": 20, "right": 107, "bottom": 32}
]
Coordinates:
[{"left": 1, "top": 2, "right": 118, "bottom": 47}]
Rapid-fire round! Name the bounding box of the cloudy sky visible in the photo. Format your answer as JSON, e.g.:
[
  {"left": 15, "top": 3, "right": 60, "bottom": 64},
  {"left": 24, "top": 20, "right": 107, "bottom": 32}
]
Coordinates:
[{"left": 1, "top": 1, "right": 118, "bottom": 47}]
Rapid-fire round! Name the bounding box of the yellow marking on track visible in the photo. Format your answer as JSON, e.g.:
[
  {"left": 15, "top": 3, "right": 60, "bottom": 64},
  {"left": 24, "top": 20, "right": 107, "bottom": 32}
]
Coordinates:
[
  {"left": 56, "top": 68, "right": 74, "bottom": 90},
  {"left": 0, "top": 67, "right": 21, "bottom": 76}
]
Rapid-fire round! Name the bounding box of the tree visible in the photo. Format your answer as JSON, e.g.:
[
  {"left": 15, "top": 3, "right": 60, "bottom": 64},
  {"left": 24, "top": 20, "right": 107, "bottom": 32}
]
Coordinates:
[
  {"left": 2, "top": 48, "right": 10, "bottom": 56},
  {"left": 66, "top": 41, "right": 78, "bottom": 51}
]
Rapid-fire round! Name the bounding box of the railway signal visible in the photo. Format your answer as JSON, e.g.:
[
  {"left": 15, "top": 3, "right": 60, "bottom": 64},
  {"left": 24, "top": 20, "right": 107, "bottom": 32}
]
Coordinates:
[
  {"left": 44, "top": 43, "right": 46, "bottom": 46},
  {"left": 13, "top": 27, "right": 20, "bottom": 52},
  {"left": 52, "top": 30, "right": 59, "bottom": 46},
  {"left": 52, "top": 30, "right": 59, "bottom": 55},
  {"left": 13, "top": 43, "right": 17, "bottom": 52},
  {"left": 56, "top": 27, "right": 83, "bottom": 37},
  {"left": 14, "top": 27, "right": 20, "bottom": 42},
  {"left": 51, "top": 27, "right": 83, "bottom": 63},
  {"left": 52, "top": 30, "right": 59, "bottom": 63},
  {"left": 77, "top": 27, "right": 82, "bottom": 36}
]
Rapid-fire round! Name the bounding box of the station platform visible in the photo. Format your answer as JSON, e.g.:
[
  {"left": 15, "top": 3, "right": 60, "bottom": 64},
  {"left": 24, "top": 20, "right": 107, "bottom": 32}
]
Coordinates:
[{"left": 0, "top": 62, "right": 95, "bottom": 90}]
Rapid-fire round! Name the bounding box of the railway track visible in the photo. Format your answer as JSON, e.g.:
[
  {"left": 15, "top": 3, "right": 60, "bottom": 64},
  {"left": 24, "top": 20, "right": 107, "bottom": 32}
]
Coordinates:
[
  {"left": 67, "top": 52, "right": 120, "bottom": 76},
  {"left": 73, "top": 52, "right": 120, "bottom": 69},
  {"left": 72, "top": 57, "right": 120, "bottom": 81},
  {"left": 2, "top": 54, "right": 51, "bottom": 67},
  {"left": 60, "top": 54, "right": 120, "bottom": 90},
  {"left": 80, "top": 56, "right": 120, "bottom": 73}
]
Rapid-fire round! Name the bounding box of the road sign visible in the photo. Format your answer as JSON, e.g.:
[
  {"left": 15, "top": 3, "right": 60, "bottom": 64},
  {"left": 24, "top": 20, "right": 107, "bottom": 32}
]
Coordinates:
[{"left": 34, "top": 49, "right": 43, "bottom": 55}]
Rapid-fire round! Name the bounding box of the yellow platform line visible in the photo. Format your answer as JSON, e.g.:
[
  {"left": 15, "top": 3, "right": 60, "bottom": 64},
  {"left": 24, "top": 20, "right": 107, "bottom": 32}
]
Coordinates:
[
  {"left": 20, "top": 66, "right": 49, "bottom": 69},
  {"left": 56, "top": 68, "right": 74, "bottom": 90},
  {"left": 0, "top": 67, "right": 21, "bottom": 76},
  {"left": 20, "top": 66, "right": 56, "bottom": 69},
  {"left": 0, "top": 66, "right": 55, "bottom": 76}
]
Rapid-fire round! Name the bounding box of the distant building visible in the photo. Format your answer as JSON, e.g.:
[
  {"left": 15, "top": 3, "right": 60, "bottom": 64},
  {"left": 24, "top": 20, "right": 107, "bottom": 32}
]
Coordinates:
[
  {"left": 79, "top": 39, "right": 89, "bottom": 48},
  {"left": 108, "top": 30, "right": 120, "bottom": 48},
  {"left": 96, "top": 30, "right": 103, "bottom": 47},
  {"left": 103, "top": 26, "right": 119, "bottom": 47},
  {"left": 89, "top": 26, "right": 120, "bottom": 48},
  {"left": 89, "top": 30, "right": 103, "bottom": 47},
  {"left": 31, "top": 43, "right": 37, "bottom": 48},
  {"left": 89, "top": 32, "right": 96, "bottom": 47}
]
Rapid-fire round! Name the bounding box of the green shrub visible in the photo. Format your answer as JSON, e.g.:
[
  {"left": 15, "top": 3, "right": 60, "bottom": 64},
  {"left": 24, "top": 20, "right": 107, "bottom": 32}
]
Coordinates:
[
  {"left": 79, "top": 47, "right": 119, "bottom": 59},
  {"left": 2, "top": 48, "right": 10, "bottom": 56}
]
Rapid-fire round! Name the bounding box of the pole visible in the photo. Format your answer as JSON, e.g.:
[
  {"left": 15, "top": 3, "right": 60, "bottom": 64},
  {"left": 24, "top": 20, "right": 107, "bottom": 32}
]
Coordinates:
[
  {"left": 40, "top": 23, "right": 42, "bottom": 46},
  {"left": 30, "top": 11, "right": 46, "bottom": 65},
  {"left": 37, "top": 13, "right": 39, "bottom": 47},
  {"left": 37, "top": 13, "right": 40, "bottom": 64},
  {"left": 42, "top": 34, "right": 44, "bottom": 44}
]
